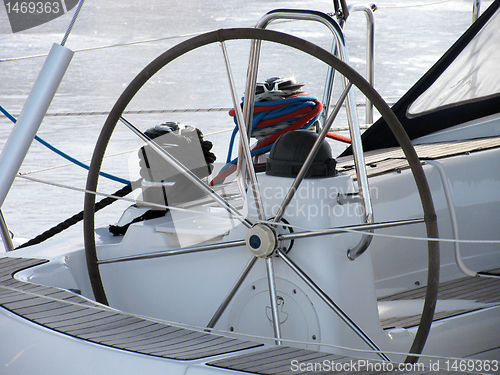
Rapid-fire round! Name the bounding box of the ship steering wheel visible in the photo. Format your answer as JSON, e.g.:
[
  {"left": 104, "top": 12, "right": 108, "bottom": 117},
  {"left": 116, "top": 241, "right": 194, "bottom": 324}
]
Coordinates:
[{"left": 84, "top": 27, "right": 439, "bottom": 364}]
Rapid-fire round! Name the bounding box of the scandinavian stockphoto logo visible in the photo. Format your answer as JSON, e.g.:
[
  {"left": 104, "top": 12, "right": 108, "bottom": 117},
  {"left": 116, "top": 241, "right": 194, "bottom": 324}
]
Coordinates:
[{"left": 4, "top": 0, "right": 79, "bottom": 33}]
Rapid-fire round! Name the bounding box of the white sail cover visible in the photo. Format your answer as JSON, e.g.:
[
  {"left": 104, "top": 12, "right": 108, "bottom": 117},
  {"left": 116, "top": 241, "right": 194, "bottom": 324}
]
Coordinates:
[{"left": 408, "top": 8, "right": 500, "bottom": 116}]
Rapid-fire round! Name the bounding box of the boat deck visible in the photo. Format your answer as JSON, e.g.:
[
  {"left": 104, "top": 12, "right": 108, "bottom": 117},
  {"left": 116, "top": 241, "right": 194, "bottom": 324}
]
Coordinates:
[
  {"left": 335, "top": 136, "right": 500, "bottom": 329},
  {"left": 379, "top": 271, "right": 500, "bottom": 329},
  {"left": 336, "top": 136, "right": 500, "bottom": 178},
  {"left": 0, "top": 256, "right": 481, "bottom": 374}
]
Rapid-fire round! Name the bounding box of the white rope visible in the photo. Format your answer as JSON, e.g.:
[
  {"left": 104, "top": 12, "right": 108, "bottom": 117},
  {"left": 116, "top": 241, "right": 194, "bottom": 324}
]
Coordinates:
[
  {"left": 274, "top": 220, "right": 500, "bottom": 245},
  {"left": 0, "top": 108, "right": 234, "bottom": 118},
  {"left": 16, "top": 173, "right": 500, "bottom": 245},
  {"left": 143, "top": 316, "right": 490, "bottom": 365},
  {"left": 20, "top": 162, "right": 81, "bottom": 175},
  {"left": 204, "top": 128, "right": 235, "bottom": 136},
  {"left": 0, "top": 31, "right": 206, "bottom": 63},
  {"left": 0, "top": 19, "right": 304, "bottom": 63},
  {"left": 0, "top": 105, "right": 385, "bottom": 119},
  {"left": 15, "top": 173, "right": 250, "bottom": 222},
  {"left": 19, "top": 149, "right": 137, "bottom": 176},
  {"left": 336, "top": 226, "right": 500, "bottom": 244},
  {"left": 376, "top": 0, "right": 454, "bottom": 9}
]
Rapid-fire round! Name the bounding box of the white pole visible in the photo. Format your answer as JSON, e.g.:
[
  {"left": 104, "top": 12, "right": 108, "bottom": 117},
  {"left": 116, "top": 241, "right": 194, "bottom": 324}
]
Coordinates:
[{"left": 0, "top": 43, "right": 74, "bottom": 208}]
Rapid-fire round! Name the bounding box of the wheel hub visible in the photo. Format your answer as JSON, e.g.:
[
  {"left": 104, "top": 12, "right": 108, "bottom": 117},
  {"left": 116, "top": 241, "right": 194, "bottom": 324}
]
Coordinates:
[{"left": 245, "top": 223, "right": 277, "bottom": 257}]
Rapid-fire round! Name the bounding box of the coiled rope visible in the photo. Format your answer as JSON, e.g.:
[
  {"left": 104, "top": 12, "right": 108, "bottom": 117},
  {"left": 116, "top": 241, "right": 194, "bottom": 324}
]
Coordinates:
[{"left": 210, "top": 93, "right": 323, "bottom": 185}]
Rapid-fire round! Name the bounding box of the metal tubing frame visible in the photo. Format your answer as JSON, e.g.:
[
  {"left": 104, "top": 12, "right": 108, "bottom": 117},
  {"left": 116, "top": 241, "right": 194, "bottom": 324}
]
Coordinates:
[
  {"left": 0, "top": 210, "right": 14, "bottom": 252},
  {"left": 425, "top": 160, "right": 500, "bottom": 279},
  {"left": 248, "top": 10, "right": 346, "bottom": 134},
  {"left": 240, "top": 10, "right": 344, "bottom": 187},
  {"left": 220, "top": 41, "right": 266, "bottom": 220},
  {"left": 0, "top": 43, "right": 74, "bottom": 209},
  {"left": 347, "top": 4, "right": 375, "bottom": 125}
]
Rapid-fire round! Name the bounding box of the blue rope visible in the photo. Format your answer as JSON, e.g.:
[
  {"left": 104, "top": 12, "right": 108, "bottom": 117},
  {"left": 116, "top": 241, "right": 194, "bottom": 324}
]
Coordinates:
[{"left": 0, "top": 104, "right": 130, "bottom": 184}]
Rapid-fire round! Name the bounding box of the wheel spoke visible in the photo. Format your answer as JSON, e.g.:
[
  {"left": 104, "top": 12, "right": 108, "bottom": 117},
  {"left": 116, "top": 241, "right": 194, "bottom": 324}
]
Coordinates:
[
  {"left": 278, "top": 218, "right": 424, "bottom": 242},
  {"left": 98, "top": 239, "right": 246, "bottom": 265},
  {"left": 207, "top": 256, "right": 258, "bottom": 329},
  {"left": 277, "top": 249, "right": 390, "bottom": 361},
  {"left": 266, "top": 256, "right": 282, "bottom": 344},
  {"left": 272, "top": 82, "right": 353, "bottom": 224},
  {"left": 220, "top": 41, "right": 266, "bottom": 221}
]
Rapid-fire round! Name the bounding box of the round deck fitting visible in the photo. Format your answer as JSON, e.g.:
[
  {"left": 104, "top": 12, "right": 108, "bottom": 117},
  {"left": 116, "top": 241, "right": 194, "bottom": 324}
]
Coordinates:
[{"left": 245, "top": 224, "right": 277, "bottom": 257}]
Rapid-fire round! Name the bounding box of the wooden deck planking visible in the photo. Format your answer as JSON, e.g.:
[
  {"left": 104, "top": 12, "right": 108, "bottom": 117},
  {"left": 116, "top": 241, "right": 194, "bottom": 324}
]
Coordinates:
[
  {"left": 379, "top": 272, "right": 500, "bottom": 329},
  {"left": 117, "top": 329, "right": 202, "bottom": 351},
  {"left": 107, "top": 326, "right": 187, "bottom": 347},
  {"left": 208, "top": 345, "right": 474, "bottom": 375},
  {"left": 0, "top": 257, "right": 262, "bottom": 361},
  {"left": 337, "top": 135, "right": 500, "bottom": 179},
  {"left": 86, "top": 322, "right": 173, "bottom": 344},
  {"left": 62, "top": 314, "right": 139, "bottom": 335},
  {"left": 149, "top": 335, "right": 230, "bottom": 356},
  {"left": 39, "top": 307, "right": 111, "bottom": 326}
]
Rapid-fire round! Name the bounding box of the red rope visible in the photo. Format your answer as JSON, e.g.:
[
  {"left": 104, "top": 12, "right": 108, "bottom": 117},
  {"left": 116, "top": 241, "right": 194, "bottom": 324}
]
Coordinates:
[{"left": 326, "top": 132, "right": 351, "bottom": 144}]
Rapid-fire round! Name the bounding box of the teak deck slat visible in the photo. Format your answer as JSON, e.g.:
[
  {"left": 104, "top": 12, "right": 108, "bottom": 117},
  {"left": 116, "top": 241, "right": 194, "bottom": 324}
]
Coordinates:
[
  {"left": 337, "top": 135, "right": 500, "bottom": 179},
  {"left": 208, "top": 345, "right": 474, "bottom": 374},
  {"left": 0, "top": 257, "right": 261, "bottom": 361},
  {"left": 379, "top": 272, "right": 500, "bottom": 329}
]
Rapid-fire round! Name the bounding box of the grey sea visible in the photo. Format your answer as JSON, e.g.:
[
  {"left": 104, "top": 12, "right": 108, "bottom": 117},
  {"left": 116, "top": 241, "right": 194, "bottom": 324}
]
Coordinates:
[{"left": 0, "top": 0, "right": 491, "bottom": 243}]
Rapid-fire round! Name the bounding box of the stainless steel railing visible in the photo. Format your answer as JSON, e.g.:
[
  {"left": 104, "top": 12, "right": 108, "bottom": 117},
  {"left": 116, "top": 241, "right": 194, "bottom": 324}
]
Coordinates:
[{"left": 242, "top": 8, "right": 375, "bottom": 259}]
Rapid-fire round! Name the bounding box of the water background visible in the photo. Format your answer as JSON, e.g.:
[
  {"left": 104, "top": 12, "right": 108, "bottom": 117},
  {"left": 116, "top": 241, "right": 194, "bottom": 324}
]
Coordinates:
[{"left": 0, "top": 0, "right": 492, "bottom": 243}]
